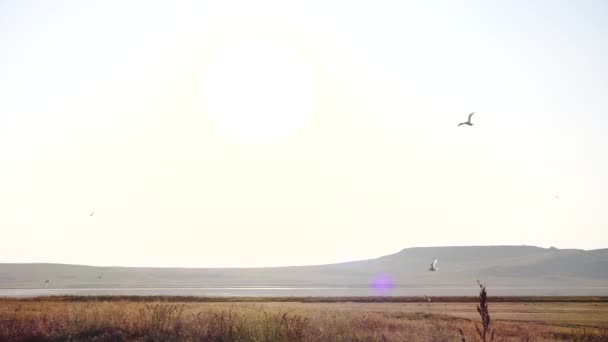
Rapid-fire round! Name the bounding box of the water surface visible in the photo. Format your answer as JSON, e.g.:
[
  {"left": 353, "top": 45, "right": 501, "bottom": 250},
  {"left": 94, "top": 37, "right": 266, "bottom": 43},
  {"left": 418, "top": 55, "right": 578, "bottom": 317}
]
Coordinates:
[{"left": 2, "top": 286, "right": 608, "bottom": 298}]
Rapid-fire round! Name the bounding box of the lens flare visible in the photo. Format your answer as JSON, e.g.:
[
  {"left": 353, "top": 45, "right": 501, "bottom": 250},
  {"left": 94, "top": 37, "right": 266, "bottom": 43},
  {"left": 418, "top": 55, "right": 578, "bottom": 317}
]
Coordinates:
[{"left": 371, "top": 273, "right": 394, "bottom": 296}]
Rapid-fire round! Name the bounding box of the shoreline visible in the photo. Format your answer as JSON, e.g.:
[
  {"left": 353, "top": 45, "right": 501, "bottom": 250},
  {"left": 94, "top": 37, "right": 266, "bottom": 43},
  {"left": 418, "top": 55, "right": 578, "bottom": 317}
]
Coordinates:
[{"left": 3, "top": 295, "right": 608, "bottom": 303}]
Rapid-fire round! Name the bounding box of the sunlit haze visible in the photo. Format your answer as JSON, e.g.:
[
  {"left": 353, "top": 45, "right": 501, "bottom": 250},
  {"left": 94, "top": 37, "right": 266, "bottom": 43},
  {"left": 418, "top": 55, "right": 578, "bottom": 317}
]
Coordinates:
[{"left": 1, "top": 1, "right": 607, "bottom": 267}]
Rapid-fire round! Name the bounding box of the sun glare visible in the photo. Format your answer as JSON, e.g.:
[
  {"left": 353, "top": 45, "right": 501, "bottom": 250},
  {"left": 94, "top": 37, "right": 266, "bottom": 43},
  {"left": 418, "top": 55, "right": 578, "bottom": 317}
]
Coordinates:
[{"left": 202, "top": 40, "right": 315, "bottom": 144}]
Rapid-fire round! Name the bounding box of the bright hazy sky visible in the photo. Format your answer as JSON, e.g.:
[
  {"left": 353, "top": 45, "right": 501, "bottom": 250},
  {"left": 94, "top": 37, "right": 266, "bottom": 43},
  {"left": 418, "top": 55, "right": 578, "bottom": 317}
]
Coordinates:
[{"left": 1, "top": 1, "right": 607, "bottom": 267}]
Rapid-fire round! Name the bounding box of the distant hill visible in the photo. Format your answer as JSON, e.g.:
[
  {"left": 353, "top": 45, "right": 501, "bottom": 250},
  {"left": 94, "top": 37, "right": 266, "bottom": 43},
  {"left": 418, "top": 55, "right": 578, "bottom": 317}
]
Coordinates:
[{"left": 1, "top": 246, "right": 607, "bottom": 294}]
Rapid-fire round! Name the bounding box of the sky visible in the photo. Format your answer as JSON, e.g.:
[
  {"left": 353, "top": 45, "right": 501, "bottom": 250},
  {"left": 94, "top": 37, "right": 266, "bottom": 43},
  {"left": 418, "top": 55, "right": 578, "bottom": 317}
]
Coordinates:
[{"left": 1, "top": 0, "right": 607, "bottom": 267}]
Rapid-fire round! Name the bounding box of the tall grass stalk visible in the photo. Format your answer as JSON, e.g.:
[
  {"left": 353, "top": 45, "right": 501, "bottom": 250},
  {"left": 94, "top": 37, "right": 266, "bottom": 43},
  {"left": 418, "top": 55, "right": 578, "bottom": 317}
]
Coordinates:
[{"left": 475, "top": 280, "right": 495, "bottom": 342}]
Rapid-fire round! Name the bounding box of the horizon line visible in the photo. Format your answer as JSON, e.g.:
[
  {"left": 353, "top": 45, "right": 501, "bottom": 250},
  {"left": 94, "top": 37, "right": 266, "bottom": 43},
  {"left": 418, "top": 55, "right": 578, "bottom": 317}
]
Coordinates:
[{"left": 2, "top": 244, "right": 605, "bottom": 269}]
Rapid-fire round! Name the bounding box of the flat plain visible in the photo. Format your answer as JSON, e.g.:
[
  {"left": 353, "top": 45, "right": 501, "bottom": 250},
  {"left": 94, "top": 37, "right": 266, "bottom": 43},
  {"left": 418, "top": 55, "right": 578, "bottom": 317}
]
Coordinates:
[{"left": 1, "top": 297, "right": 607, "bottom": 341}]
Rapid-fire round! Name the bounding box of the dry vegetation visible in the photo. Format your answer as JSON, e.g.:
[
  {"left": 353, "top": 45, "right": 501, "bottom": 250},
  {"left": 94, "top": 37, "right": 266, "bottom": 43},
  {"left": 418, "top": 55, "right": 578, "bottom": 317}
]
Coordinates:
[
  {"left": 8, "top": 296, "right": 608, "bottom": 303},
  {"left": 1, "top": 297, "right": 607, "bottom": 342},
  {"left": 1, "top": 286, "right": 607, "bottom": 341}
]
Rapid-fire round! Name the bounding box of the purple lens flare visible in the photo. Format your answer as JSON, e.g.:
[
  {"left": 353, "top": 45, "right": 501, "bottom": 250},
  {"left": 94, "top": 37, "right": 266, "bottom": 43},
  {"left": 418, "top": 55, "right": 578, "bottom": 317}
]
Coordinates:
[{"left": 371, "top": 273, "right": 394, "bottom": 296}]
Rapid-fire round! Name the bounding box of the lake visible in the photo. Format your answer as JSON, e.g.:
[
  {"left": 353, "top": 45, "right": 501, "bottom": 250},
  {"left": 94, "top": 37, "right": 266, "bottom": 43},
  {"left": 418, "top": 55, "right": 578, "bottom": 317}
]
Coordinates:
[{"left": 2, "top": 286, "right": 608, "bottom": 298}]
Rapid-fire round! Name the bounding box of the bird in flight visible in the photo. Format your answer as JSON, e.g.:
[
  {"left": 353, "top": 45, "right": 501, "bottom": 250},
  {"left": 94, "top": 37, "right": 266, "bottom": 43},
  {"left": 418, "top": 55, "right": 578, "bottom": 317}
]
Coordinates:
[
  {"left": 44, "top": 280, "right": 49, "bottom": 285},
  {"left": 98, "top": 272, "right": 103, "bottom": 279},
  {"left": 458, "top": 112, "right": 475, "bottom": 127},
  {"left": 90, "top": 210, "right": 95, "bottom": 216},
  {"left": 428, "top": 259, "right": 438, "bottom": 272}
]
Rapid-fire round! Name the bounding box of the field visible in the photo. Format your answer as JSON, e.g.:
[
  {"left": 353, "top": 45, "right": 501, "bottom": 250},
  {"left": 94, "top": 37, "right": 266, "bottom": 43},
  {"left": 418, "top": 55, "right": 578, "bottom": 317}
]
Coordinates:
[{"left": 1, "top": 296, "right": 607, "bottom": 341}]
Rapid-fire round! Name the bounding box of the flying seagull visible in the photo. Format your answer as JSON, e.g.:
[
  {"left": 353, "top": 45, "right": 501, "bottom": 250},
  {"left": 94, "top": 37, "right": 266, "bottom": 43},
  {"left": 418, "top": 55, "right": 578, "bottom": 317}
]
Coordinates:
[
  {"left": 458, "top": 112, "right": 475, "bottom": 127},
  {"left": 428, "top": 259, "right": 438, "bottom": 272},
  {"left": 44, "top": 280, "right": 49, "bottom": 285},
  {"left": 97, "top": 272, "right": 103, "bottom": 279},
  {"left": 90, "top": 210, "right": 95, "bottom": 216}
]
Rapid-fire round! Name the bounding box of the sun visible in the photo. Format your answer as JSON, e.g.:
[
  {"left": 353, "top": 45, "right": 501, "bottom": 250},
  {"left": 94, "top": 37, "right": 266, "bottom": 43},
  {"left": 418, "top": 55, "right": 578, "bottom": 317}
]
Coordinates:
[{"left": 202, "top": 40, "right": 315, "bottom": 144}]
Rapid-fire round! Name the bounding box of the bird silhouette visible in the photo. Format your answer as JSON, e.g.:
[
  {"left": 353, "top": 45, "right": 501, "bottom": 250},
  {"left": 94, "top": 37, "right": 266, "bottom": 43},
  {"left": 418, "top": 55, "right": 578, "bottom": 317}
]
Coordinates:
[
  {"left": 458, "top": 112, "right": 475, "bottom": 127},
  {"left": 98, "top": 272, "right": 103, "bottom": 279},
  {"left": 44, "top": 280, "right": 49, "bottom": 285},
  {"left": 428, "top": 259, "right": 438, "bottom": 272},
  {"left": 90, "top": 210, "right": 95, "bottom": 216}
]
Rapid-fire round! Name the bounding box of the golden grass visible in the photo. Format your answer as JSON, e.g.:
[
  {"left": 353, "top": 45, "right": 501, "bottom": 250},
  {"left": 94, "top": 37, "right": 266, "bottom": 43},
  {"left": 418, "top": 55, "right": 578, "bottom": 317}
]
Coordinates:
[
  {"left": 1, "top": 299, "right": 607, "bottom": 341},
  {"left": 6, "top": 296, "right": 608, "bottom": 303}
]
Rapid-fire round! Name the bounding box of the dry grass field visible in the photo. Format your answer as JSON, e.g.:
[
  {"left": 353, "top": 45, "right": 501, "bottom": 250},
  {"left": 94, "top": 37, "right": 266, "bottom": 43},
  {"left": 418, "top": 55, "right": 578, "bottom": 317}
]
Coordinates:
[{"left": 1, "top": 297, "right": 607, "bottom": 341}]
